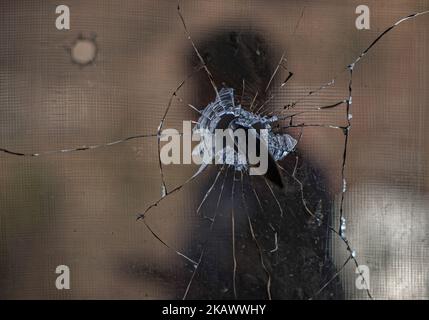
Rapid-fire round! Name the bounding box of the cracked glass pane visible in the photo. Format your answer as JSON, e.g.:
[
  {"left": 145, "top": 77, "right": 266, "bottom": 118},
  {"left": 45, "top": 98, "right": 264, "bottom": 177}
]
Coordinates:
[{"left": 0, "top": 0, "right": 428, "bottom": 299}]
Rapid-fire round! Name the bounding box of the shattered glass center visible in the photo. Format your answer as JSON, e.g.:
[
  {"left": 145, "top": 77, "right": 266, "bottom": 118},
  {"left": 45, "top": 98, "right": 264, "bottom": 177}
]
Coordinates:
[{"left": 193, "top": 87, "right": 297, "bottom": 171}]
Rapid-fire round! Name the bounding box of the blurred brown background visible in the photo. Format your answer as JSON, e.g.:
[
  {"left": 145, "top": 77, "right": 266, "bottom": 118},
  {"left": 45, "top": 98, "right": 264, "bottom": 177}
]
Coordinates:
[{"left": 0, "top": 0, "right": 428, "bottom": 299}]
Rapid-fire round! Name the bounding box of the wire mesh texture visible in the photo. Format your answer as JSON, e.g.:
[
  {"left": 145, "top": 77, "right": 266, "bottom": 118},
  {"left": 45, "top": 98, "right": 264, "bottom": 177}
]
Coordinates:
[{"left": 0, "top": 0, "right": 428, "bottom": 299}]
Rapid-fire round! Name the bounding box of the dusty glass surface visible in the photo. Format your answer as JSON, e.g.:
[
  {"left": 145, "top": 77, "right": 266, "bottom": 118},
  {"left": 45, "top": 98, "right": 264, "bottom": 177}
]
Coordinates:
[{"left": 0, "top": 0, "right": 428, "bottom": 299}]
